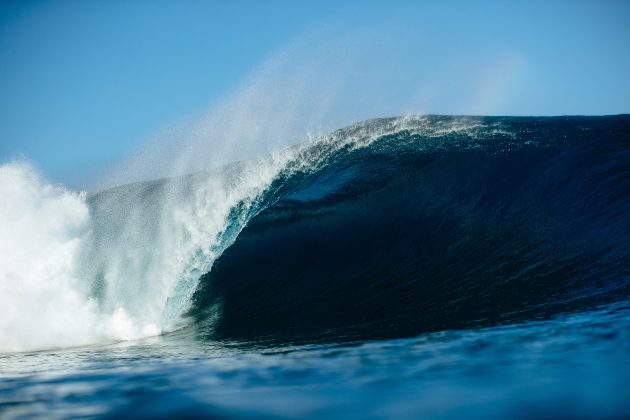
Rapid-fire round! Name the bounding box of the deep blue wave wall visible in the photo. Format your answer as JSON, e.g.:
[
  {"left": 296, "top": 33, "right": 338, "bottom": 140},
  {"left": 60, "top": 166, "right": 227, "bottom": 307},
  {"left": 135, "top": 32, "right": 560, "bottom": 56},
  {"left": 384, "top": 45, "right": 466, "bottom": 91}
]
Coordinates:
[{"left": 191, "top": 116, "right": 630, "bottom": 343}]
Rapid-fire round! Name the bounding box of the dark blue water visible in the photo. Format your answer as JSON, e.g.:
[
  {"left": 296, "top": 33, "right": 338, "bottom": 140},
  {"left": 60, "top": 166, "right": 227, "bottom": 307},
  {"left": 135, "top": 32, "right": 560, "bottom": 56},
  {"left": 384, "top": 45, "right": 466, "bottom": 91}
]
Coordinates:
[
  {"left": 1, "top": 304, "right": 629, "bottom": 418},
  {"left": 2, "top": 115, "right": 630, "bottom": 418}
]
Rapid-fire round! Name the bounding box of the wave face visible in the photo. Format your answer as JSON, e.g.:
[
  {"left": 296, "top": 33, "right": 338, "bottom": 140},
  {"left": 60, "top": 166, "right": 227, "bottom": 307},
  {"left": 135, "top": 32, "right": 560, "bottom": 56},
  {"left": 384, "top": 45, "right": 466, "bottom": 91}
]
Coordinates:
[
  {"left": 190, "top": 115, "right": 630, "bottom": 343},
  {"left": 1, "top": 115, "right": 629, "bottom": 352}
]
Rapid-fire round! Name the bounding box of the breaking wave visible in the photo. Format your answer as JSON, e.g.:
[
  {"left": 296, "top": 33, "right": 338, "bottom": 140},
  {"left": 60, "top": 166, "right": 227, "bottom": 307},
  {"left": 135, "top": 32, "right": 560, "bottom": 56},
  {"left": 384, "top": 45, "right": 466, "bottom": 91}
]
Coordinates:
[{"left": 1, "top": 115, "right": 629, "bottom": 352}]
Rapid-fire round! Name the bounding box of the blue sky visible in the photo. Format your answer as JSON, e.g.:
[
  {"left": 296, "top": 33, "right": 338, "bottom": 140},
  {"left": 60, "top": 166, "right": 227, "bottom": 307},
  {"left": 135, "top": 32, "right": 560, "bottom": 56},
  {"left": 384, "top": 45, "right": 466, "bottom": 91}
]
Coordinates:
[{"left": 1, "top": 0, "right": 629, "bottom": 186}]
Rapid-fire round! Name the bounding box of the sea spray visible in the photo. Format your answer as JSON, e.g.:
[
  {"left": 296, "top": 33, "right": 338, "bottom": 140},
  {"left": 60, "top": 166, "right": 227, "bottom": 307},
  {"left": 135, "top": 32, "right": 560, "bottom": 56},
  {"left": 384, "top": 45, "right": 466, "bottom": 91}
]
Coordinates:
[{"left": 84, "top": 151, "right": 297, "bottom": 335}]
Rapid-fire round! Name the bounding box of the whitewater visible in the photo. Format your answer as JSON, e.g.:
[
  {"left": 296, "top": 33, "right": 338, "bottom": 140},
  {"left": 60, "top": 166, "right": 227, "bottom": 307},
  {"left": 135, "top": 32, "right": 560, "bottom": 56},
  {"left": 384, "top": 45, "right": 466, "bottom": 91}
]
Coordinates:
[{"left": 0, "top": 116, "right": 442, "bottom": 353}]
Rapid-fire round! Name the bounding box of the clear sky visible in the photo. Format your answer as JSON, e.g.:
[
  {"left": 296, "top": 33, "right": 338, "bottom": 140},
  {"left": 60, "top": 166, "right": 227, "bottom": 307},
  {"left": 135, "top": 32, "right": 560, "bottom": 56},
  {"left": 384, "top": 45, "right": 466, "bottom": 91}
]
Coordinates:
[{"left": 1, "top": 0, "right": 629, "bottom": 186}]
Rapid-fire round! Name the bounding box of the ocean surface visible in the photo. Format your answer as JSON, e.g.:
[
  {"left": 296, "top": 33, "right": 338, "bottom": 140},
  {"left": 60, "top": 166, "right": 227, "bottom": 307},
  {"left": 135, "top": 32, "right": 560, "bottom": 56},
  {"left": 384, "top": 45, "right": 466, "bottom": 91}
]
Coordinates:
[{"left": 1, "top": 115, "right": 629, "bottom": 418}]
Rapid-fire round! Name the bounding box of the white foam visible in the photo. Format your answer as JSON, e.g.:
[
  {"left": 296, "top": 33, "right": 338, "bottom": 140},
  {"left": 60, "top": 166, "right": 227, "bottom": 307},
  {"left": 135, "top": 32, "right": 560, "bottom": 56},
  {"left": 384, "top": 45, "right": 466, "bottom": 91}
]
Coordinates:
[{"left": 0, "top": 163, "right": 158, "bottom": 352}]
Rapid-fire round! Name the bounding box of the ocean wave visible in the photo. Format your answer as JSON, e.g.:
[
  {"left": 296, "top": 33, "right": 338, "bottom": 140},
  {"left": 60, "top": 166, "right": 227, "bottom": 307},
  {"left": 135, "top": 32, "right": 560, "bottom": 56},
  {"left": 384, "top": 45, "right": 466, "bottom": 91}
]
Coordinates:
[{"left": 2, "top": 115, "right": 629, "bottom": 352}]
